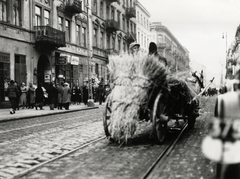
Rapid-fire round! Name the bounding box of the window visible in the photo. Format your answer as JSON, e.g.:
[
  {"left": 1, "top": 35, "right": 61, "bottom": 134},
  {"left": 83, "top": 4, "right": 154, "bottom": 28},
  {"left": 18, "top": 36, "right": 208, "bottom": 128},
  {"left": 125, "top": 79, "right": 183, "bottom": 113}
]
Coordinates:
[
  {"left": 65, "top": 20, "right": 70, "bottom": 42},
  {"left": 137, "top": 11, "right": 139, "bottom": 22},
  {"left": 82, "top": 27, "right": 86, "bottom": 47},
  {"left": 93, "top": 28, "right": 97, "bottom": 47},
  {"left": 14, "top": 55, "right": 26, "bottom": 85},
  {"left": 44, "top": 10, "right": 50, "bottom": 26},
  {"left": 35, "top": 6, "right": 41, "bottom": 26},
  {"left": 111, "top": 8, "right": 114, "bottom": 20},
  {"left": 107, "top": 34, "right": 110, "bottom": 49},
  {"left": 112, "top": 36, "right": 115, "bottom": 50},
  {"left": 106, "top": 6, "right": 109, "bottom": 19},
  {"left": 122, "top": 15, "right": 125, "bottom": 31},
  {"left": 117, "top": 11, "right": 120, "bottom": 25},
  {"left": 100, "top": 31, "right": 104, "bottom": 49},
  {"left": 58, "top": 17, "right": 63, "bottom": 31},
  {"left": 0, "top": 0, "right": 7, "bottom": 22},
  {"left": 123, "top": 41, "right": 126, "bottom": 52},
  {"left": 100, "top": 2, "right": 103, "bottom": 18},
  {"left": 13, "top": 0, "right": 21, "bottom": 26},
  {"left": 76, "top": 25, "right": 80, "bottom": 45},
  {"left": 93, "top": 0, "right": 97, "bottom": 14},
  {"left": 118, "top": 38, "right": 121, "bottom": 51}
]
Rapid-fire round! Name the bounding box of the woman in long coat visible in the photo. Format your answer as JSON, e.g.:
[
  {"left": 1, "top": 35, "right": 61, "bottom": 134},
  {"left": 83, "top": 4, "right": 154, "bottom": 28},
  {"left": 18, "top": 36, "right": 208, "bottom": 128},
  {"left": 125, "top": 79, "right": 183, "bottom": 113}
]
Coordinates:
[
  {"left": 62, "top": 82, "right": 71, "bottom": 110},
  {"left": 35, "top": 83, "right": 44, "bottom": 110},
  {"left": 28, "top": 82, "right": 35, "bottom": 109},
  {"left": 57, "top": 82, "right": 64, "bottom": 109}
]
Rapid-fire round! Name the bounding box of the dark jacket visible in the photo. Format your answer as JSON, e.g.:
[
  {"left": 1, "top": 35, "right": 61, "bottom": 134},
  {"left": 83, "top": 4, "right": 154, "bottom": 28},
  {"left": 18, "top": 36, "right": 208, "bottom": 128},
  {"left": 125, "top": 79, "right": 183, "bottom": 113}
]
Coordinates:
[
  {"left": 35, "top": 86, "right": 44, "bottom": 103},
  {"left": 7, "top": 84, "right": 19, "bottom": 99}
]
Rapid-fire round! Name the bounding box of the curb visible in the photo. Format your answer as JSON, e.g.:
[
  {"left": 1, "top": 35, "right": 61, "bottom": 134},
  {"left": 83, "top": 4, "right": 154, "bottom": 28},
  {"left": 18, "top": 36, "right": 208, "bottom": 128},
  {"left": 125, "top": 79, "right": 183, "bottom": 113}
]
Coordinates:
[{"left": 0, "top": 106, "right": 99, "bottom": 123}]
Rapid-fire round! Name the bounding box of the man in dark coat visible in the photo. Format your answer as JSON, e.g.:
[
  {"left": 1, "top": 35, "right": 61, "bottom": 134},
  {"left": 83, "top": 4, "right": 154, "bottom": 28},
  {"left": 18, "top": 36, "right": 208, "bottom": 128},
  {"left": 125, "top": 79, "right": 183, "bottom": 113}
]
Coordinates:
[
  {"left": 148, "top": 42, "right": 168, "bottom": 66},
  {"left": 47, "top": 82, "right": 56, "bottom": 110},
  {"left": 7, "top": 80, "right": 20, "bottom": 114},
  {"left": 35, "top": 83, "right": 44, "bottom": 110},
  {"left": 98, "top": 78, "right": 105, "bottom": 105}
]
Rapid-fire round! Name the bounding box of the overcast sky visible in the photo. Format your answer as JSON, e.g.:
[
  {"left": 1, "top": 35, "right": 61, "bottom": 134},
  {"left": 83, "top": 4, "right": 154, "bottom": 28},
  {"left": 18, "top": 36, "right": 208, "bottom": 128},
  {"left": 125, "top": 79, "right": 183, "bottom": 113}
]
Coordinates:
[{"left": 139, "top": 0, "right": 240, "bottom": 73}]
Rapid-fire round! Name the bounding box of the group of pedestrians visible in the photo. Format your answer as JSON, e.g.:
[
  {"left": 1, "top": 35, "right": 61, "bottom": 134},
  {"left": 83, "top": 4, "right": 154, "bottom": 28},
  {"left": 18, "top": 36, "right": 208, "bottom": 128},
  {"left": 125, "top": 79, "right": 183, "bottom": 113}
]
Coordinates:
[{"left": 6, "top": 80, "right": 91, "bottom": 114}]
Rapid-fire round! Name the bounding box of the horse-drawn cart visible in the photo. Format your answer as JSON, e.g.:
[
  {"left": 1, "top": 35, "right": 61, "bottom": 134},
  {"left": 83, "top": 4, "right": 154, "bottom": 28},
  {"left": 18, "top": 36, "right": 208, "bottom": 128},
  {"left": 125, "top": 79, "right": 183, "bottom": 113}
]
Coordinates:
[{"left": 103, "top": 52, "right": 200, "bottom": 143}]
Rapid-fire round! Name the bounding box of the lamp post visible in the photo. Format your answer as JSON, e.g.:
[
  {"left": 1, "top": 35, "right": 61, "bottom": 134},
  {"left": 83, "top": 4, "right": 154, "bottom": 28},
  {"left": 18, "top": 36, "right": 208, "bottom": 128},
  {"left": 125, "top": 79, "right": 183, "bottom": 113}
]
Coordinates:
[
  {"left": 222, "top": 32, "right": 228, "bottom": 80},
  {"left": 86, "top": 1, "right": 93, "bottom": 100}
]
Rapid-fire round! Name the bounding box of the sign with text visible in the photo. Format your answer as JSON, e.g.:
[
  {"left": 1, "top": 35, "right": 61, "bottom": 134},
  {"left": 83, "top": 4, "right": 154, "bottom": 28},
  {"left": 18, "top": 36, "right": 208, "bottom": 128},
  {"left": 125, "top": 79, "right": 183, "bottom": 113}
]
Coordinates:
[{"left": 71, "top": 56, "right": 79, "bottom": 65}]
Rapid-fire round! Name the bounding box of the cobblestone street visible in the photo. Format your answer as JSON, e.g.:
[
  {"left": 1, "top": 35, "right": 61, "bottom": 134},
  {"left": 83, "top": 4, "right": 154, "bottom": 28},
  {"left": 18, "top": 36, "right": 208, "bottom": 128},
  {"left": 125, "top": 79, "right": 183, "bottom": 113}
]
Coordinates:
[{"left": 0, "top": 96, "right": 217, "bottom": 179}]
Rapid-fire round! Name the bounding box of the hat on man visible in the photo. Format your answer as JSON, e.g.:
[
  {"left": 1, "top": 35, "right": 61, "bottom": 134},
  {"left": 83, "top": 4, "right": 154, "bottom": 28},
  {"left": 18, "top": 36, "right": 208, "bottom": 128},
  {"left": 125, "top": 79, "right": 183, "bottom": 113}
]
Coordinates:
[{"left": 129, "top": 42, "right": 140, "bottom": 50}]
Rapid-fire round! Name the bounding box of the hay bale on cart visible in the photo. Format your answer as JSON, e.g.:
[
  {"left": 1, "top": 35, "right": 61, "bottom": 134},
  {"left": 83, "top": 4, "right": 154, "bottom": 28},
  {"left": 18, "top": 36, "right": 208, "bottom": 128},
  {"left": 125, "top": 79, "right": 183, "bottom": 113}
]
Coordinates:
[{"left": 103, "top": 53, "right": 200, "bottom": 144}]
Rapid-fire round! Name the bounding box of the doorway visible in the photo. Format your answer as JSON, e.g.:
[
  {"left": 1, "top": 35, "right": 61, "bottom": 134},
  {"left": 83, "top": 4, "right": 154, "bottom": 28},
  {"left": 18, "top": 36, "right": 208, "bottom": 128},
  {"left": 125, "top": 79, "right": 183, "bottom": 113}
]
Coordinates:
[{"left": 37, "top": 54, "right": 51, "bottom": 88}]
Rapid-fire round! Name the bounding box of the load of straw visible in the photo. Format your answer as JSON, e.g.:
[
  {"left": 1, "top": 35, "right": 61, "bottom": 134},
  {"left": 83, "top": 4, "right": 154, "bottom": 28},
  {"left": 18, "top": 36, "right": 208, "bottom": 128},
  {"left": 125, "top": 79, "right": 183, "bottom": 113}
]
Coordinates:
[
  {"left": 165, "top": 71, "right": 198, "bottom": 116},
  {"left": 107, "top": 52, "right": 168, "bottom": 142}
]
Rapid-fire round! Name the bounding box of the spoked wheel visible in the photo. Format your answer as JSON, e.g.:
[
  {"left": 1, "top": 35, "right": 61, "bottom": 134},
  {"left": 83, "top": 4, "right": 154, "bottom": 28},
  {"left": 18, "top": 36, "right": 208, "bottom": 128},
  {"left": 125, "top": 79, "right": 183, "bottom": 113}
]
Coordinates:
[
  {"left": 103, "top": 101, "right": 113, "bottom": 141},
  {"left": 152, "top": 93, "right": 168, "bottom": 143}
]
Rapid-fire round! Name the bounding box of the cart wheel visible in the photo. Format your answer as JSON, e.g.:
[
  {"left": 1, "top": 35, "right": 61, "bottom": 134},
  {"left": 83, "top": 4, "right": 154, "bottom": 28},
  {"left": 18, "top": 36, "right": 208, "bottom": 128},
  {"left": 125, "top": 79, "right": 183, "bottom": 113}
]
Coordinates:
[
  {"left": 152, "top": 93, "right": 167, "bottom": 143},
  {"left": 103, "top": 102, "right": 113, "bottom": 141}
]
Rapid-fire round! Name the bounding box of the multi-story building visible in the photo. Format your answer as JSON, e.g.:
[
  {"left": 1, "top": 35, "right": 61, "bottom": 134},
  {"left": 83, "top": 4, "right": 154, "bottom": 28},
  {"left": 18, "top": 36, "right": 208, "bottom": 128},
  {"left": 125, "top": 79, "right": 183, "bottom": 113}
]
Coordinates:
[
  {"left": 135, "top": 0, "right": 150, "bottom": 52},
  {"left": 0, "top": 0, "right": 137, "bottom": 108},
  {"left": 150, "top": 22, "right": 190, "bottom": 72}
]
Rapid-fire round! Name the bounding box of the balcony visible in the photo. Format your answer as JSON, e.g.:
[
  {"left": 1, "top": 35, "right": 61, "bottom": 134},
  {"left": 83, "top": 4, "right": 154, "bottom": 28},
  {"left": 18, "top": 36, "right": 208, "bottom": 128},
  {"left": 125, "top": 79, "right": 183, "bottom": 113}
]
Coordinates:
[
  {"left": 34, "top": 26, "right": 66, "bottom": 50},
  {"left": 125, "top": 7, "right": 136, "bottom": 19},
  {"left": 65, "top": 0, "right": 82, "bottom": 14},
  {"left": 105, "top": 0, "right": 119, "bottom": 3},
  {"left": 106, "top": 19, "right": 120, "bottom": 33},
  {"left": 126, "top": 32, "right": 136, "bottom": 44},
  {"left": 157, "top": 42, "right": 166, "bottom": 49}
]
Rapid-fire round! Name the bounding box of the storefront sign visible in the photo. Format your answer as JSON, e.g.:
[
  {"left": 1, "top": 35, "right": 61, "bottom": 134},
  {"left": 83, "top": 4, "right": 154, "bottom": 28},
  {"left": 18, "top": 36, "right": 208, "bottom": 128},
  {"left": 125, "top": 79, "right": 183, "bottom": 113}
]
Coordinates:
[
  {"left": 56, "top": 56, "right": 67, "bottom": 65},
  {"left": 71, "top": 56, "right": 79, "bottom": 65}
]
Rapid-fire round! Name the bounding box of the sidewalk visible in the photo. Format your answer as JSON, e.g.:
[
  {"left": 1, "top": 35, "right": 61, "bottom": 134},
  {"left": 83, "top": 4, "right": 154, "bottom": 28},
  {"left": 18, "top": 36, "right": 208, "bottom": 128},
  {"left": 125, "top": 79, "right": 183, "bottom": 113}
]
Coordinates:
[{"left": 0, "top": 103, "right": 100, "bottom": 123}]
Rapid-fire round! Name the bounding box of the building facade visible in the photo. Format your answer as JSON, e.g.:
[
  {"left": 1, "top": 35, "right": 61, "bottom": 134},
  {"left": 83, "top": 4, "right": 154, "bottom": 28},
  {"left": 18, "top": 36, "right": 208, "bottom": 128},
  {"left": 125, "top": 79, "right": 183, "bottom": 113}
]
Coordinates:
[
  {"left": 0, "top": 0, "right": 137, "bottom": 108},
  {"left": 150, "top": 22, "right": 190, "bottom": 72},
  {"left": 135, "top": 0, "right": 150, "bottom": 52}
]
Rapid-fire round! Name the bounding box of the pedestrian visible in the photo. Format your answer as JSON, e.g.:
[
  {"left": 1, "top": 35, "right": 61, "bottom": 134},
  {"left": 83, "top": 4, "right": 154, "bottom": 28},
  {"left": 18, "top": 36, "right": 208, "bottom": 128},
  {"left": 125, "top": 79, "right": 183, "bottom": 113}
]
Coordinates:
[
  {"left": 35, "top": 83, "right": 44, "bottom": 110},
  {"left": 62, "top": 82, "right": 71, "bottom": 110},
  {"left": 56, "top": 82, "right": 64, "bottom": 109},
  {"left": 82, "top": 81, "right": 89, "bottom": 105},
  {"left": 148, "top": 42, "right": 168, "bottom": 66},
  {"left": 7, "top": 80, "right": 20, "bottom": 114},
  {"left": 71, "top": 84, "right": 77, "bottom": 104},
  {"left": 20, "top": 82, "right": 28, "bottom": 109},
  {"left": 76, "top": 85, "right": 82, "bottom": 105},
  {"left": 98, "top": 78, "right": 105, "bottom": 105},
  {"left": 14, "top": 81, "right": 21, "bottom": 110},
  {"left": 28, "top": 82, "right": 35, "bottom": 109},
  {"left": 129, "top": 42, "right": 140, "bottom": 56},
  {"left": 47, "top": 82, "right": 56, "bottom": 110}
]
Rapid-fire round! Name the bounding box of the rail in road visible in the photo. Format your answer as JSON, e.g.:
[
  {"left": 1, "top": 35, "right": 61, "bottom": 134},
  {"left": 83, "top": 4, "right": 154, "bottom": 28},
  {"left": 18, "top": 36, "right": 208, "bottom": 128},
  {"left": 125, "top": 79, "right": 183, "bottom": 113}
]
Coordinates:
[{"left": 142, "top": 123, "right": 188, "bottom": 179}]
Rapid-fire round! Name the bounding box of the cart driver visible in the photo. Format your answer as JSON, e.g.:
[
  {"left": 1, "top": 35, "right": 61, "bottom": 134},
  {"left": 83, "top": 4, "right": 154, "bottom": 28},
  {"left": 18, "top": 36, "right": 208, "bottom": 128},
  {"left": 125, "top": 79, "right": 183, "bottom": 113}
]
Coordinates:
[{"left": 129, "top": 42, "right": 140, "bottom": 56}]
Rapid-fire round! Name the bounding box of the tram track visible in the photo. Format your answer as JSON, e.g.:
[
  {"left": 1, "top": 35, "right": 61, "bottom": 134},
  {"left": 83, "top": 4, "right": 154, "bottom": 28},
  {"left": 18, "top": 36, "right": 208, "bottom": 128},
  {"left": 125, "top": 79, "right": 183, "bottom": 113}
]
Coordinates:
[
  {"left": 142, "top": 123, "right": 188, "bottom": 179},
  {"left": 12, "top": 136, "right": 106, "bottom": 179}
]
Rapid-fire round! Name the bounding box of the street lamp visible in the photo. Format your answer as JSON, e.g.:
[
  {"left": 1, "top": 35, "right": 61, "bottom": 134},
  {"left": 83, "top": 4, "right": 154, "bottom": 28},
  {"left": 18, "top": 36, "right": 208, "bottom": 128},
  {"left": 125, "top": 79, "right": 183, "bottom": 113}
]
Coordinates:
[{"left": 222, "top": 32, "right": 228, "bottom": 79}]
